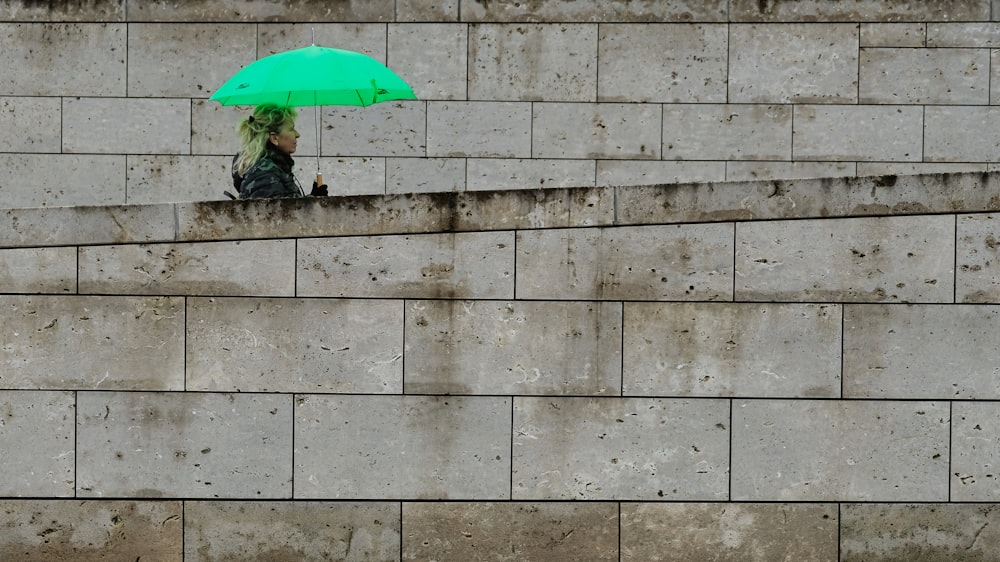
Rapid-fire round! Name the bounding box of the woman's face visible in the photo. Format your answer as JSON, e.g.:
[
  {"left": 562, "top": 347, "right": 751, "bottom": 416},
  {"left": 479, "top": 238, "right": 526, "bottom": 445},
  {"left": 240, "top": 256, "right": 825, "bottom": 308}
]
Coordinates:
[{"left": 269, "top": 120, "right": 299, "bottom": 154}]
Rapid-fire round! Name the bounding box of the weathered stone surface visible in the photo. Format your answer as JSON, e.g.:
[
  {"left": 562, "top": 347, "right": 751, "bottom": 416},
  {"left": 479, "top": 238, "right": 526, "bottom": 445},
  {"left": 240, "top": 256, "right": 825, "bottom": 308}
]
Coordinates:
[
  {"left": 0, "top": 23, "right": 126, "bottom": 96},
  {"left": 404, "top": 300, "right": 622, "bottom": 395},
  {"left": 736, "top": 215, "right": 955, "bottom": 302},
  {"left": 63, "top": 97, "right": 191, "bottom": 155},
  {"left": 0, "top": 247, "right": 76, "bottom": 294},
  {"left": 794, "top": 105, "right": 923, "bottom": 161},
  {"left": 426, "top": 101, "right": 531, "bottom": 157},
  {"left": 402, "top": 502, "right": 618, "bottom": 561},
  {"left": 0, "top": 500, "right": 182, "bottom": 561},
  {"left": 0, "top": 154, "right": 126, "bottom": 209},
  {"left": 860, "top": 23, "right": 927, "bottom": 47},
  {"left": 386, "top": 157, "right": 466, "bottom": 194},
  {"left": 957, "top": 213, "right": 1000, "bottom": 302},
  {"left": 662, "top": 104, "right": 791, "bottom": 160},
  {"left": 0, "top": 1, "right": 125, "bottom": 21},
  {"left": 125, "top": 0, "right": 395, "bottom": 22},
  {"left": 533, "top": 103, "right": 660, "bottom": 159},
  {"left": 467, "top": 158, "right": 597, "bottom": 190},
  {"left": 1, "top": 202, "right": 174, "bottom": 248},
  {"left": 389, "top": 23, "right": 467, "bottom": 100},
  {"left": 396, "top": 0, "right": 459, "bottom": 22},
  {"left": 0, "top": 295, "right": 184, "bottom": 390},
  {"left": 860, "top": 48, "right": 990, "bottom": 104},
  {"left": 952, "top": 402, "right": 1000, "bottom": 500},
  {"left": 516, "top": 224, "right": 734, "bottom": 300},
  {"left": 621, "top": 503, "right": 839, "bottom": 562},
  {"left": 928, "top": 22, "right": 1000, "bottom": 46},
  {"left": 186, "top": 297, "right": 402, "bottom": 393},
  {"left": 624, "top": 303, "right": 841, "bottom": 397},
  {"left": 597, "top": 160, "right": 725, "bottom": 186},
  {"left": 732, "top": 400, "right": 950, "bottom": 501},
  {"left": 126, "top": 155, "right": 232, "bottom": 204},
  {"left": 0, "top": 97, "right": 60, "bottom": 153},
  {"left": 726, "top": 161, "right": 854, "bottom": 182},
  {"left": 185, "top": 501, "right": 400, "bottom": 561},
  {"left": 512, "top": 397, "right": 730, "bottom": 500},
  {"left": 462, "top": 0, "right": 727, "bottom": 22},
  {"left": 321, "top": 101, "right": 425, "bottom": 157},
  {"left": 77, "top": 392, "right": 293, "bottom": 498},
  {"left": 0, "top": 391, "right": 74, "bottom": 497},
  {"left": 925, "top": 106, "right": 1000, "bottom": 161},
  {"left": 295, "top": 395, "right": 511, "bottom": 499},
  {"left": 730, "top": 0, "right": 990, "bottom": 22}
]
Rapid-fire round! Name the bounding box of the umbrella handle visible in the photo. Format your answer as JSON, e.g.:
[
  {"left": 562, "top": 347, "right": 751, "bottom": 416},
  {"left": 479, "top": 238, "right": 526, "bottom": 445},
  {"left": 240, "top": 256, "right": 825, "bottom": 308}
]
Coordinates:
[{"left": 316, "top": 172, "right": 323, "bottom": 186}]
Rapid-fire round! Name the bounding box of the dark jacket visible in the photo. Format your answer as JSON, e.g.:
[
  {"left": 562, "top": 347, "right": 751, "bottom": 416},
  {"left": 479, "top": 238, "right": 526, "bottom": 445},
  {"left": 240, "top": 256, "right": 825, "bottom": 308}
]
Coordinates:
[{"left": 232, "top": 147, "right": 303, "bottom": 199}]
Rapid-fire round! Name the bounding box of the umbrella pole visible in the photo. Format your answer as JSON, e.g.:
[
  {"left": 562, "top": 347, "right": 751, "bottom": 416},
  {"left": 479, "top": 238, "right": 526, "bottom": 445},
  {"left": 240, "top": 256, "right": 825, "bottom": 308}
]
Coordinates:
[{"left": 314, "top": 105, "right": 322, "bottom": 187}]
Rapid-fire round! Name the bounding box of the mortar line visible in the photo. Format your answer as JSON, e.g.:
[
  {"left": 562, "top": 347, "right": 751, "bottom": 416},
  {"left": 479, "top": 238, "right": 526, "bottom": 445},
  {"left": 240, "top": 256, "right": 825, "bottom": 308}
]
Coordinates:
[
  {"left": 73, "top": 390, "right": 78, "bottom": 500},
  {"left": 399, "top": 500, "right": 404, "bottom": 561},
  {"left": 183, "top": 297, "right": 188, "bottom": 392},
  {"left": 840, "top": 304, "right": 845, "bottom": 399},
  {"left": 953, "top": 215, "right": 958, "bottom": 304},
  {"left": 619, "top": 301, "right": 625, "bottom": 396},
  {"left": 291, "top": 394, "right": 297, "bottom": 500},
  {"left": 617, "top": 501, "right": 622, "bottom": 562},
  {"left": 509, "top": 397, "right": 515, "bottom": 500},
  {"left": 837, "top": 503, "right": 842, "bottom": 561},
  {"left": 181, "top": 501, "right": 186, "bottom": 562},
  {"left": 728, "top": 398, "right": 733, "bottom": 502},
  {"left": 948, "top": 401, "right": 953, "bottom": 503}
]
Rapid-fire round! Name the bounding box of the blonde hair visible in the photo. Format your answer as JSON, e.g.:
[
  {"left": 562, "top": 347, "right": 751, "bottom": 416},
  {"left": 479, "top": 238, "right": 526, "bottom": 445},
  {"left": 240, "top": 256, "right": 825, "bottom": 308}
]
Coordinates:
[{"left": 234, "top": 103, "right": 298, "bottom": 176}]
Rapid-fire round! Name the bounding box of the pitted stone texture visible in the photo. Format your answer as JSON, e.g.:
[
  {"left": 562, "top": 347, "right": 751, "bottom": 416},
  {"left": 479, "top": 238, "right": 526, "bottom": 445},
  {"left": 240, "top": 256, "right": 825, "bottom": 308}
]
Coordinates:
[
  {"left": 597, "top": 160, "right": 725, "bottom": 186},
  {"left": 77, "top": 392, "right": 292, "bottom": 498},
  {"left": 958, "top": 213, "right": 1000, "bottom": 302},
  {"left": 297, "top": 231, "right": 514, "bottom": 299},
  {"left": 258, "top": 23, "right": 387, "bottom": 63},
  {"left": 729, "top": 24, "right": 859, "bottom": 103},
  {"left": 841, "top": 504, "right": 1000, "bottom": 562},
  {"left": 387, "top": 157, "right": 466, "bottom": 194},
  {"left": 469, "top": 23, "right": 597, "bottom": 101},
  {"left": 598, "top": 24, "right": 727, "bottom": 103},
  {"left": 396, "top": 0, "right": 458, "bottom": 22},
  {"left": 295, "top": 395, "right": 511, "bottom": 499},
  {"left": 191, "top": 99, "right": 245, "bottom": 156},
  {"left": 186, "top": 297, "right": 402, "bottom": 393},
  {"left": 732, "top": 400, "right": 949, "bottom": 501},
  {"left": 736, "top": 215, "right": 955, "bottom": 302},
  {"left": 126, "top": 155, "right": 232, "bottom": 205},
  {"left": 402, "top": 502, "right": 618, "bottom": 561},
  {"left": 79, "top": 240, "right": 296, "bottom": 296},
  {"left": 952, "top": 402, "right": 1000, "bottom": 500},
  {"left": 467, "top": 158, "right": 597, "bottom": 190},
  {"left": 624, "top": 302, "right": 841, "bottom": 398},
  {"left": 320, "top": 102, "right": 425, "bottom": 157},
  {"left": 389, "top": 23, "right": 467, "bottom": 100},
  {"left": 0, "top": 247, "right": 76, "bottom": 293},
  {"left": 844, "top": 304, "right": 1000, "bottom": 399},
  {"left": 0, "top": 391, "right": 74, "bottom": 496},
  {"left": 126, "top": 1, "right": 395, "bottom": 22},
  {"left": 928, "top": 22, "right": 1000, "bottom": 47},
  {"left": 516, "top": 224, "right": 734, "bottom": 301},
  {"left": 1, "top": 202, "right": 174, "bottom": 248},
  {"left": 0, "top": 97, "right": 60, "bottom": 153},
  {"left": 621, "top": 503, "right": 838, "bottom": 562},
  {"left": 0, "top": 23, "right": 126, "bottom": 96},
  {"left": 426, "top": 101, "right": 531, "bottom": 157},
  {"left": 0, "top": 1, "right": 124, "bottom": 21},
  {"left": 63, "top": 97, "right": 191, "bottom": 155},
  {"left": 0, "top": 154, "right": 125, "bottom": 209},
  {"left": 860, "top": 48, "right": 990, "bottom": 104},
  {"left": 533, "top": 103, "right": 660, "bottom": 159},
  {"left": 0, "top": 500, "right": 181, "bottom": 562},
  {"left": 726, "top": 161, "right": 854, "bottom": 182},
  {"left": 926, "top": 106, "right": 1000, "bottom": 161},
  {"left": 185, "top": 501, "right": 400, "bottom": 562},
  {"left": 0, "top": 295, "right": 184, "bottom": 390},
  {"left": 512, "top": 397, "right": 729, "bottom": 500},
  {"left": 462, "top": 0, "right": 727, "bottom": 22},
  {"left": 404, "top": 300, "right": 622, "bottom": 395},
  {"left": 861, "top": 23, "right": 927, "bottom": 47},
  {"left": 794, "top": 105, "right": 923, "bottom": 161},
  {"left": 662, "top": 104, "right": 791, "bottom": 160},
  {"left": 730, "top": 0, "right": 989, "bottom": 22}
]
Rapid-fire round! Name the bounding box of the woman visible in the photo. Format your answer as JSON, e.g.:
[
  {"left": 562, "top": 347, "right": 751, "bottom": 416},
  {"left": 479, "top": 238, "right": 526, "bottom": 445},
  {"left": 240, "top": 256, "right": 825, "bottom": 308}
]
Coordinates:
[{"left": 231, "top": 103, "right": 327, "bottom": 199}]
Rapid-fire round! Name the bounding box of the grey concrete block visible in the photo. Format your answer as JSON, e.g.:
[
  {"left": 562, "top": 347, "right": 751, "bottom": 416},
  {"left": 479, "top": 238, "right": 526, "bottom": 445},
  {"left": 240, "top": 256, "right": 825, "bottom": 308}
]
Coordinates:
[
  {"left": 730, "top": 0, "right": 989, "bottom": 22},
  {"left": 77, "top": 392, "right": 293, "bottom": 498},
  {"left": 860, "top": 48, "right": 990, "bottom": 104},
  {"left": 732, "top": 400, "right": 950, "bottom": 501},
  {"left": 126, "top": 1, "right": 395, "bottom": 22},
  {"left": 0, "top": 1, "right": 125, "bottom": 21},
  {"left": 726, "top": 161, "right": 855, "bottom": 182},
  {"left": 735, "top": 215, "right": 955, "bottom": 302},
  {"left": 925, "top": 106, "right": 1000, "bottom": 162},
  {"left": 396, "top": 0, "right": 459, "bottom": 22},
  {"left": 63, "top": 97, "right": 191, "bottom": 155},
  {"left": 928, "top": 22, "right": 1000, "bottom": 47},
  {"left": 793, "top": 105, "right": 923, "bottom": 161},
  {"left": 469, "top": 24, "right": 597, "bottom": 101},
  {"left": 297, "top": 231, "right": 514, "bottom": 299},
  {"left": 0, "top": 23, "right": 126, "bottom": 96},
  {"left": 462, "top": 0, "right": 727, "bottom": 22},
  {"left": 294, "top": 395, "right": 511, "bottom": 499},
  {"left": 0, "top": 97, "right": 60, "bottom": 153},
  {"left": 324, "top": 157, "right": 386, "bottom": 196},
  {"left": 0, "top": 500, "right": 182, "bottom": 561},
  {"left": 598, "top": 24, "right": 727, "bottom": 103},
  {"left": 0, "top": 154, "right": 126, "bottom": 209},
  {"left": 0, "top": 391, "right": 74, "bottom": 497},
  {"left": 1, "top": 203, "right": 175, "bottom": 248},
  {"left": 79, "top": 240, "right": 296, "bottom": 296},
  {"left": 191, "top": 99, "right": 245, "bottom": 156},
  {"left": 841, "top": 504, "right": 1000, "bottom": 562},
  {"left": 860, "top": 23, "right": 927, "bottom": 47},
  {"left": 126, "top": 155, "right": 232, "bottom": 204},
  {"left": 728, "top": 24, "right": 859, "bottom": 103},
  {"left": 321, "top": 101, "right": 425, "bottom": 157},
  {"left": 389, "top": 23, "right": 467, "bottom": 100},
  {"left": 402, "top": 502, "right": 618, "bottom": 561},
  {"left": 0, "top": 247, "right": 76, "bottom": 294},
  {"left": 186, "top": 297, "right": 403, "bottom": 393},
  {"left": 662, "top": 104, "right": 791, "bottom": 160},
  {"left": 624, "top": 303, "right": 841, "bottom": 398},
  {"left": 512, "top": 397, "right": 730, "bottom": 500},
  {"left": 404, "top": 300, "right": 622, "bottom": 395},
  {"left": 185, "top": 501, "right": 400, "bottom": 561},
  {"left": 621, "top": 503, "right": 839, "bottom": 562},
  {"left": 844, "top": 304, "right": 1000, "bottom": 399},
  {"left": 516, "top": 224, "right": 735, "bottom": 301},
  {"left": 0, "top": 295, "right": 184, "bottom": 390},
  {"left": 952, "top": 402, "right": 1000, "bottom": 501},
  {"left": 386, "top": 157, "right": 465, "bottom": 194},
  {"left": 467, "top": 158, "right": 597, "bottom": 191},
  {"left": 958, "top": 213, "right": 1000, "bottom": 302},
  {"left": 597, "top": 160, "right": 726, "bottom": 186},
  {"left": 426, "top": 101, "right": 531, "bottom": 157},
  {"left": 533, "top": 103, "right": 660, "bottom": 159}
]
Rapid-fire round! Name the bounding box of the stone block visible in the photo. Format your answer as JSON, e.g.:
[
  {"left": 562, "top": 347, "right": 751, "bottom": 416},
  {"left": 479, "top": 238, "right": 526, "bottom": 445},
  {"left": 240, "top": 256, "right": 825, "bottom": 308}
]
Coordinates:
[
  {"left": 735, "top": 215, "right": 955, "bottom": 302},
  {"left": 860, "top": 23, "right": 926, "bottom": 47},
  {"left": 461, "top": 0, "right": 727, "bottom": 22},
  {"left": 126, "top": 1, "right": 395, "bottom": 22},
  {"left": 126, "top": 155, "right": 232, "bottom": 204},
  {"left": 662, "top": 104, "right": 791, "bottom": 160},
  {"left": 928, "top": 22, "right": 1000, "bottom": 46},
  {"left": 79, "top": 240, "right": 296, "bottom": 296},
  {"left": 857, "top": 162, "right": 986, "bottom": 177},
  {"left": 321, "top": 101, "right": 425, "bottom": 157},
  {"left": 0, "top": 295, "right": 184, "bottom": 390},
  {"left": 0, "top": 154, "right": 126, "bottom": 209},
  {"left": 0, "top": 1, "right": 125, "bottom": 21},
  {"left": 516, "top": 224, "right": 735, "bottom": 301},
  {"left": 396, "top": 0, "right": 459, "bottom": 22},
  {"left": 0, "top": 247, "right": 76, "bottom": 293},
  {"left": 0, "top": 22, "right": 126, "bottom": 96},
  {"left": 597, "top": 160, "right": 726, "bottom": 186},
  {"left": 844, "top": 304, "right": 1000, "bottom": 399},
  {"left": 402, "top": 502, "right": 618, "bottom": 561},
  {"left": 467, "top": 158, "right": 597, "bottom": 190},
  {"left": 404, "top": 300, "right": 622, "bottom": 395},
  {"left": 294, "top": 395, "right": 511, "bottom": 499},
  {"left": 860, "top": 48, "right": 989, "bottom": 104},
  {"left": 621, "top": 503, "right": 839, "bottom": 562},
  {"left": 191, "top": 99, "right": 245, "bottom": 156},
  {"left": 468, "top": 23, "right": 597, "bottom": 101},
  {"left": 386, "top": 157, "right": 465, "bottom": 194},
  {"left": 532, "top": 103, "right": 660, "bottom": 159},
  {"left": 0, "top": 500, "right": 182, "bottom": 561},
  {"left": 63, "top": 97, "right": 191, "bottom": 155},
  {"left": 186, "top": 297, "right": 403, "bottom": 393},
  {"left": 926, "top": 106, "right": 1000, "bottom": 162},
  {"left": 793, "top": 105, "right": 923, "bottom": 161},
  {"left": 185, "top": 501, "right": 400, "bottom": 561},
  {"left": 258, "top": 23, "right": 388, "bottom": 60},
  {"left": 841, "top": 504, "right": 1000, "bottom": 562},
  {"left": 728, "top": 24, "right": 859, "bottom": 103},
  {"left": 128, "top": 23, "right": 256, "bottom": 98},
  {"left": 1, "top": 202, "right": 175, "bottom": 248},
  {"left": 426, "top": 101, "right": 531, "bottom": 157},
  {"left": 324, "top": 157, "right": 386, "bottom": 196},
  {"left": 77, "top": 391, "right": 293, "bottom": 498},
  {"left": 731, "top": 400, "right": 950, "bottom": 501},
  {"left": 624, "top": 303, "right": 841, "bottom": 398},
  {"left": 0, "top": 97, "right": 60, "bottom": 153},
  {"left": 389, "top": 23, "right": 467, "bottom": 100},
  {"left": 0, "top": 391, "right": 74, "bottom": 497},
  {"left": 730, "top": 0, "right": 989, "bottom": 22},
  {"left": 726, "top": 161, "right": 855, "bottom": 182},
  {"left": 958, "top": 213, "right": 1000, "bottom": 302},
  {"left": 952, "top": 402, "right": 1000, "bottom": 501},
  {"left": 297, "top": 231, "right": 514, "bottom": 299},
  {"left": 512, "top": 397, "right": 730, "bottom": 500}
]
